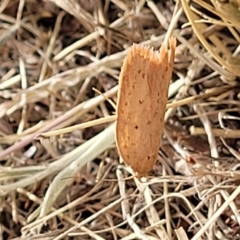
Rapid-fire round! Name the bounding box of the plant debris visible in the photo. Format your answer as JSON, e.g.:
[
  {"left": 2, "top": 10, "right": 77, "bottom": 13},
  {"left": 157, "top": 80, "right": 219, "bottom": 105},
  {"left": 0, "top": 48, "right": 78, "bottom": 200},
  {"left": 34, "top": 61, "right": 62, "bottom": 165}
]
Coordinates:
[{"left": 0, "top": 0, "right": 240, "bottom": 239}]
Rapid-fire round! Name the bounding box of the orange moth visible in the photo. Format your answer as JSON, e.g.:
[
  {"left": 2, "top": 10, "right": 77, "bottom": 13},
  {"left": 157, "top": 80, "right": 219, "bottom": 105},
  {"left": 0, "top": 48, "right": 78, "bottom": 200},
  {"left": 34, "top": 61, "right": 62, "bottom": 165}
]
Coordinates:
[{"left": 116, "top": 38, "right": 176, "bottom": 176}]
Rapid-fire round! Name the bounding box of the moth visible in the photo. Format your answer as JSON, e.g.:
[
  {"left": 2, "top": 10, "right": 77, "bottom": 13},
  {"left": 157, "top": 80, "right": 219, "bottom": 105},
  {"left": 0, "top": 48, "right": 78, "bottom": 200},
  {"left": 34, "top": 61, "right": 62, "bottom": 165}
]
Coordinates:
[{"left": 116, "top": 38, "right": 176, "bottom": 176}]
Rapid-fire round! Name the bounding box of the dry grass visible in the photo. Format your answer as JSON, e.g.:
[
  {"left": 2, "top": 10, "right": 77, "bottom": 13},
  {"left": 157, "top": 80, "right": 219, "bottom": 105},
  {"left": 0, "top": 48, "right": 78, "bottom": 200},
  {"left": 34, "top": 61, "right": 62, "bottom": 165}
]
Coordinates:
[{"left": 0, "top": 0, "right": 240, "bottom": 239}]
